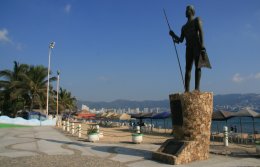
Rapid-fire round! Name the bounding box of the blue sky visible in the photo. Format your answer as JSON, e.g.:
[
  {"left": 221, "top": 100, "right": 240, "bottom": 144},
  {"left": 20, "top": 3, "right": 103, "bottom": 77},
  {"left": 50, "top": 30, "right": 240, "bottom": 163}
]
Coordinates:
[{"left": 1, "top": 0, "right": 260, "bottom": 101}]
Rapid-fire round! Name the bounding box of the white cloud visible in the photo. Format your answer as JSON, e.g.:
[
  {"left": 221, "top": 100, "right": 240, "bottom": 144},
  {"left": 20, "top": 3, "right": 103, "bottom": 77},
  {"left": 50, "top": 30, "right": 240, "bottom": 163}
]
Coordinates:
[
  {"left": 0, "top": 28, "right": 12, "bottom": 43},
  {"left": 64, "top": 4, "right": 71, "bottom": 13},
  {"left": 232, "top": 72, "right": 260, "bottom": 83},
  {"left": 0, "top": 28, "right": 24, "bottom": 51},
  {"left": 232, "top": 73, "right": 244, "bottom": 83}
]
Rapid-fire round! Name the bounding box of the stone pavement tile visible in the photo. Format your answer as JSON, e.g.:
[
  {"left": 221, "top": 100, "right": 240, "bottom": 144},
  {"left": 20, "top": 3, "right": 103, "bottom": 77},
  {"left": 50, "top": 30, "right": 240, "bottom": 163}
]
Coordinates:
[
  {"left": 0, "top": 136, "right": 18, "bottom": 150},
  {"left": 91, "top": 144, "right": 117, "bottom": 157},
  {"left": 0, "top": 135, "right": 33, "bottom": 146},
  {"left": 0, "top": 133, "right": 38, "bottom": 157},
  {"left": 174, "top": 155, "right": 234, "bottom": 167},
  {"left": 68, "top": 145, "right": 95, "bottom": 156},
  {"left": 37, "top": 139, "right": 74, "bottom": 155},
  {"left": 12, "top": 142, "right": 38, "bottom": 152},
  {"left": 173, "top": 155, "right": 260, "bottom": 167},
  {"left": 127, "top": 159, "right": 173, "bottom": 167},
  {"left": 18, "top": 133, "right": 34, "bottom": 138},
  {"left": 33, "top": 126, "right": 76, "bottom": 155},
  {"left": 89, "top": 145, "right": 117, "bottom": 158},
  {"left": 35, "top": 130, "right": 71, "bottom": 142},
  {"left": 0, "top": 151, "right": 37, "bottom": 157},
  {"left": 208, "top": 158, "right": 260, "bottom": 167},
  {"left": 111, "top": 147, "right": 151, "bottom": 163}
]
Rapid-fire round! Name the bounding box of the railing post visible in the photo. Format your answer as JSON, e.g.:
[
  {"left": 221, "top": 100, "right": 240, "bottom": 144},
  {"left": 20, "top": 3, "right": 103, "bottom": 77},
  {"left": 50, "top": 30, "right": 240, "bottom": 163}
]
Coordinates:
[
  {"left": 136, "top": 126, "right": 140, "bottom": 133},
  {"left": 62, "top": 121, "right": 65, "bottom": 131},
  {"left": 96, "top": 125, "right": 99, "bottom": 133},
  {"left": 72, "top": 122, "right": 75, "bottom": 134},
  {"left": 78, "top": 124, "right": 81, "bottom": 138},
  {"left": 223, "top": 126, "right": 229, "bottom": 146},
  {"left": 67, "top": 121, "right": 70, "bottom": 132}
]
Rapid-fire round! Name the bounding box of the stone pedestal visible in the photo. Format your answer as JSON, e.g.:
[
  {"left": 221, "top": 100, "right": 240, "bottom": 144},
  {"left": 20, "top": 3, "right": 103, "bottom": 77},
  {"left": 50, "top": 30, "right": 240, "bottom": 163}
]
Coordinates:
[{"left": 152, "top": 91, "right": 213, "bottom": 165}]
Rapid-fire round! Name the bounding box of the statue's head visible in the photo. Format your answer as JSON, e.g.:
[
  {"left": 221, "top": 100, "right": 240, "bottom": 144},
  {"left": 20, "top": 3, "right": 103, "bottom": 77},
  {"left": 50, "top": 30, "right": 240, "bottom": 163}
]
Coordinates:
[{"left": 186, "top": 5, "right": 195, "bottom": 18}]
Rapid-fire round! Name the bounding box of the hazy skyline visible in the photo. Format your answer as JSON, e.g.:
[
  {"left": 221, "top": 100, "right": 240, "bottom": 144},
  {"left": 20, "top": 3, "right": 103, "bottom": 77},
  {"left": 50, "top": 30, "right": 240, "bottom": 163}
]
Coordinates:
[{"left": 1, "top": 0, "right": 260, "bottom": 101}]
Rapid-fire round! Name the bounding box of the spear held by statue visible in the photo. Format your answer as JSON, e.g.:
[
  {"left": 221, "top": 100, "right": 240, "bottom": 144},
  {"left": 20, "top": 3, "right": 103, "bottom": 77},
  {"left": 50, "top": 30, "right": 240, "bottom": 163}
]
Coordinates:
[{"left": 163, "top": 9, "right": 185, "bottom": 90}]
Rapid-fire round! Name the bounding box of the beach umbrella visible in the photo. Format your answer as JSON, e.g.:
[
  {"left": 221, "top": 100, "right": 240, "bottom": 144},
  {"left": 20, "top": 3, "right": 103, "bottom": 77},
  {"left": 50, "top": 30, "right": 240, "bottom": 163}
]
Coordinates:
[
  {"left": 151, "top": 111, "right": 171, "bottom": 133},
  {"left": 151, "top": 111, "right": 171, "bottom": 119},
  {"left": 212, "top": 110, "right": 234, "bottom": 122},
  {"left": 117, "top": 113, "right": 131, "bottom": 121},
  {"left": 130, "top": 112, "right": 153, "bottom": 119},
  {"left": 234, "top": 108, "right": 259, "bottom": 117},
  {"left": 100, "top": 112, "right": 110, "bottom": 119},
  {"left": 212, "top": 110, "right": 234, "bottom": 133},
  {"left": 130, "top": 112, "right": 153, "bottom": 127},
  {"left": 75, "top": 109, "right": 96, "bottom": 119},
  {"left": 130, "top": 113, "right": 151, "bottom": 122},
  {"left": 105, "top": 112, "right": 116, "bottom": 119},
  {"left": 234, "top": 108, "right": 259, "bottom": 139}
]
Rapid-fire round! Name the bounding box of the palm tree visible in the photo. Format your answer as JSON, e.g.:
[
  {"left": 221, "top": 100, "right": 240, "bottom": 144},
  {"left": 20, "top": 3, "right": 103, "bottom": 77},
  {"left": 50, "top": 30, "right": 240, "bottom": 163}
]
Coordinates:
[
  {"left": 54, "top": 87, "right": 77, "bottom": 114},
  {"left": 0, "top": 61, "right": 77, "bottom": 117},
  {"left": 0, "top": 90, "right": 4, "bottom": 114},
  {"left": 14, "top": 65, "right": 56, "bottom": 111},
  {"left": 0, "top": 61, "right": 29, "bottom": 116}
]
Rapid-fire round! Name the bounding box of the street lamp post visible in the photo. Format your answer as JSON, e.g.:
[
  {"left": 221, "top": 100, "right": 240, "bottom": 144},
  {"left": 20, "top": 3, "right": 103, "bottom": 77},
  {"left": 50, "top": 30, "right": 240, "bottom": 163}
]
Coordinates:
[
  {"left": 56, "top": 70, "right": 60, "bottom": 117},
  {"left": 46, "top": 41, "right": 55, "bottom": 116}
]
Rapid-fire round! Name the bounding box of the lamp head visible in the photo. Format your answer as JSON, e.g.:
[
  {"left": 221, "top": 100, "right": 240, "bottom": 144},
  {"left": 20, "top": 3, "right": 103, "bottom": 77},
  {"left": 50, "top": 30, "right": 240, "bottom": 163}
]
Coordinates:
[{"left": 49, "top": 41, "right": 55, "bottom": 49}]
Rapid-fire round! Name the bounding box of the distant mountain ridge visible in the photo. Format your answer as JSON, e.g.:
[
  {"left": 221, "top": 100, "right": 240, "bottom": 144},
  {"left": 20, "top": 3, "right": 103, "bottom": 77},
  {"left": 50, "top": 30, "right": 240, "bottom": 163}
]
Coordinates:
[
  {"left": 214, "top": 93, "right": 260, "bottom": 106},
  {"left": 77, "top": 93, "right": 260, "bottom": 110}
]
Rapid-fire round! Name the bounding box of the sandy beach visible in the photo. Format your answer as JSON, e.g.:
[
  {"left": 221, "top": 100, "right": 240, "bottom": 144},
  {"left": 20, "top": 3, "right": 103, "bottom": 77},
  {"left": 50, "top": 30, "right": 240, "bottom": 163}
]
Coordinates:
[{"left": 65, "top": 122, "right": 173, "bottom": 144}]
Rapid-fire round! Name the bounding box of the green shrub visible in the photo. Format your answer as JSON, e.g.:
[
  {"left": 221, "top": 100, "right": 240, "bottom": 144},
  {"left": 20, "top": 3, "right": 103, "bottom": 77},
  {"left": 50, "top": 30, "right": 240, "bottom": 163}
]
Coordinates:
[{"left": 87, "top": 126, "right": 98, "bottom": 135}]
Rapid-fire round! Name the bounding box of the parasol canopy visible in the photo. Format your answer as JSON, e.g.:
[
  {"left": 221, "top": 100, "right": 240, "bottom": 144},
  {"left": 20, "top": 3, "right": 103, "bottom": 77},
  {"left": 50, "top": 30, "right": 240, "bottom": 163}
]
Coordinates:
[
  {"left": 115, "top": 113, "right": 131, "bottom": 120},
  {"left": 212, "top": 110, "right": 234, "bottom": 121},
  {"left": 76, "top": 109, "right": 96, "bottom": 119},
  {"left": 151, "top": 111, "right": 171, "bottom": 119}
]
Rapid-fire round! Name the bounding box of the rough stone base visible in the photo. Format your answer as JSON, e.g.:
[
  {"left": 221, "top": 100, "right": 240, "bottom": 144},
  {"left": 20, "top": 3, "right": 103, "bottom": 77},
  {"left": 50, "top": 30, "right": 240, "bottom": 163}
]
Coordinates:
[
  {"left": 152, "top": 91, "right": 213, "bottom": 165},
  {"left": 152, "top": 139, "right": 209, "bottom": 165}
]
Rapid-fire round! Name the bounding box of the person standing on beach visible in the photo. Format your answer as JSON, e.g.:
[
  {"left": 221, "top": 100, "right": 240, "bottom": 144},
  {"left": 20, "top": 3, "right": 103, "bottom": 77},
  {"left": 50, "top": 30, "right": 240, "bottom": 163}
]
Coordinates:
[
  {"left": 230, "top": 126, "right": 234, "bottom": 132},
  {"left": 234, "top": 125, "right": 237, "bottom": 133},
  {"left": 169, "top": 5, "right": 205, "bottom": 92}
]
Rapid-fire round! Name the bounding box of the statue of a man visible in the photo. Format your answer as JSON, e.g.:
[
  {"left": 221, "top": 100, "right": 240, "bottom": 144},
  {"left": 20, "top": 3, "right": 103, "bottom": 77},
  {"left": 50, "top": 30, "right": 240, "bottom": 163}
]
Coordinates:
[{"left": 169, "top": 5, "right": 206, "bottom": 92}]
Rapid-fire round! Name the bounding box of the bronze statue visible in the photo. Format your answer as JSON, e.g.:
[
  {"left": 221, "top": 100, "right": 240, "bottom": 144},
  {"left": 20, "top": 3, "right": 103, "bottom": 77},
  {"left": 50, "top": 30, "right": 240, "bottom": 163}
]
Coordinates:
[{"left": 169, "top": 5, "right": 211, "bottom": 92}]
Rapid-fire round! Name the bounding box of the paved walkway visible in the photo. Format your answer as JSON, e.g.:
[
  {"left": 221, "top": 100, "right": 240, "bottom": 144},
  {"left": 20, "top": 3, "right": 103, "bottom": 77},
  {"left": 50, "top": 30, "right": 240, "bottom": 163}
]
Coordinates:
[{"left": 0, "top": 127, "right": 259, "bottom": 167}]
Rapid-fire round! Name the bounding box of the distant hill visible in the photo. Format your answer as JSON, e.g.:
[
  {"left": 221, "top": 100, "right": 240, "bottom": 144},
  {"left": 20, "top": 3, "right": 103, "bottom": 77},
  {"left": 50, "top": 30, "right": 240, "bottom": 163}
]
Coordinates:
[
  {"left": 214, "top": 93, "right": 260, "bottom": 106},
  {"left": 77, "top": 93, "right": 260, "bottom": 110}
]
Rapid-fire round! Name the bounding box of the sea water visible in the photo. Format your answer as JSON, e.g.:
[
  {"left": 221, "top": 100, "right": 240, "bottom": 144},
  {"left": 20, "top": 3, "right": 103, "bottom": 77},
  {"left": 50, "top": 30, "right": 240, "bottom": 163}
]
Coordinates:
[{"left": 141, "top": 117, "right": 260, "bottom": 134}]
